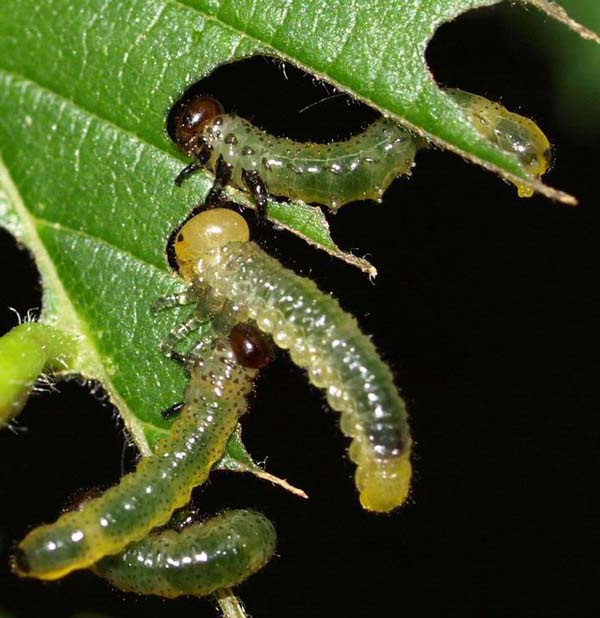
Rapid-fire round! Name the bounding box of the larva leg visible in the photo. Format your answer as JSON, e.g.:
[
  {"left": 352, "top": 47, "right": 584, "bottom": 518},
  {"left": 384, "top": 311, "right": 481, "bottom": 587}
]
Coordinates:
[
  {"left": 205, "top": 155, "right": 233, "bottom": 208},
  {"left": 151, "top": 288, "right": 194, "bottom": 314},
  {"left": 174, "top": 143, "right": 212, "bottom": 187},
  {"left": 161, "top": 401, "right": 184, "bottom": 420},
  {"left": 159, "top": 315, "right": 204, "bottom": 360},
  {"left": 241, "top": 169, "right": 268, "bottom": 221},
  {"left": 174, "top": 160, "right": 202, "bottom": 186},
  {"left": 184, "top": 336, "right": 213, "bottom": 363}
]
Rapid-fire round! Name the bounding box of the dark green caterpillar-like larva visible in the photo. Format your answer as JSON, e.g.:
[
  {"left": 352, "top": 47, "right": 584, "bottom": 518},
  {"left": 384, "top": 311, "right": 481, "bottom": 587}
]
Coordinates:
[
  {"left": 92, "top": 510, "right": 276, "bottom": 598},
  {"left": 13, "top": 338, "right": 258, "bottom": 581},
  {"left": 173, "top": 210, "right": 412, "bottom": 512}
]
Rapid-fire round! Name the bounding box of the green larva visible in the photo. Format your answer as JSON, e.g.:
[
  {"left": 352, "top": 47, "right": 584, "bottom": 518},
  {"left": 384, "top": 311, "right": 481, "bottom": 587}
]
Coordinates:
[
  {"left": 169, "top": 89, "right": 551, "bottom": 210},
  {"left": 168, "top": 209, "right": 412, "bottom": 513},
  {"left": 13, "top": 336, "right": 263, "bottom": 581},
  {"left": 170, "top": 95, "right": 417, "bottom": 211},
  {"left": 92, "top": 509, "right": 276, "bottom": 598}
]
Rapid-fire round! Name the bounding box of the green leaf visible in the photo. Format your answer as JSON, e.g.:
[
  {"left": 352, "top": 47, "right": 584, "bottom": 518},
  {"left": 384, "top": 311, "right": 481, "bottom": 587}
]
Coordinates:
[{"left": 0, "top": 0, "right": 596, "bottom": 498}]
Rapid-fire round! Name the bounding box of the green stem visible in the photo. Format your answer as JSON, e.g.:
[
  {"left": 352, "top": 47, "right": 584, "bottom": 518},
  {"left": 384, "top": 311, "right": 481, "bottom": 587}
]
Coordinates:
[{"left": 0, "top": 322, "right": 79, "bottom": 424}]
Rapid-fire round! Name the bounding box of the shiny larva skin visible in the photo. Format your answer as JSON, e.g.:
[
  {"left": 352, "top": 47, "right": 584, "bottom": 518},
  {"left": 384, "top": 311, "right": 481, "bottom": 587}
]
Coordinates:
[
  {"left": 14, "top": 339, "right": 258, "bottom": 581},
  {"left": 92, "top": 510, "right": 276, "bottom": 598},
  {"left": 174, "top": 211, "right": 412, "bottom": 512},
  {"left": 204, "top": 116, "right": 417, "bottom": 210},
  {"left": 447, "top": 88, "right": 552, "bottom": 197}
]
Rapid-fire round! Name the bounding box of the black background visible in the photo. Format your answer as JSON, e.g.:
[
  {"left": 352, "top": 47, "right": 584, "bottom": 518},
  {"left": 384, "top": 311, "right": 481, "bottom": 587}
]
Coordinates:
[{"left": 1, "top": 6, "right": 598, "bottom": 618}]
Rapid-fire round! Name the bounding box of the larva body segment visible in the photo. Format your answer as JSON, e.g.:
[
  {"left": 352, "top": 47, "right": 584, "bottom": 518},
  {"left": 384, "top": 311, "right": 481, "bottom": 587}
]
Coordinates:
[
  {"left": 204, "top": 116, "right": 417, "bottom": 210},
  {"left": 14, "top": 338, "right": 258, "bottom": 581},
  {"left": 92, "top": 510, "right": 276, "bottom": 598},
  {"left": 174, "top": 210, "right": 412, "bottom": 512},
  {"left": 447, "top": 88, "right": 552, "bottom": 197}
]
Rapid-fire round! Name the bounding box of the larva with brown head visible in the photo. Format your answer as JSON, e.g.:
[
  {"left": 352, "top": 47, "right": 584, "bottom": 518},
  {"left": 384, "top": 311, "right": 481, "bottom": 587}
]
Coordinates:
[
  {"left": 168, "top": 208, "right": 412, "bottom": 513},
  {"left": 12, "top": 332, "right": 272, "bottom": 582},
  {"left": 169, "top": 94, "right": 418, "bottom": 211},
  {"left": 169, "top": 88, "right": 552, "bottom": 209}
]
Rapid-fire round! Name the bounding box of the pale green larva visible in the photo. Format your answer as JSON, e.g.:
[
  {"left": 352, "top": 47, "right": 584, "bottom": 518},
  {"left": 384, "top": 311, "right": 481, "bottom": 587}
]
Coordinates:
[
  {"left": 167, "top": 209, "right": 412, "bottom": 512},
  {"left": 169, "top": 89, "right": 552, "bottom": 212},
  {"left": 170, "top": 95, "right": 417, "bottom": 213},
  {"left": 12, "top": 335, "right": 268, "bottom": 582}
]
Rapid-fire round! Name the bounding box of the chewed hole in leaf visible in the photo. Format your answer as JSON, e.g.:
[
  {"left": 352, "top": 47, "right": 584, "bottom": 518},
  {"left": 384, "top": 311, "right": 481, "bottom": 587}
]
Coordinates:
[
  {"left": 165, "top": 54, "right": 419, "bottom": 221},
  {"left": 167, "top": 55, "right": 379, "bottom": 146}
]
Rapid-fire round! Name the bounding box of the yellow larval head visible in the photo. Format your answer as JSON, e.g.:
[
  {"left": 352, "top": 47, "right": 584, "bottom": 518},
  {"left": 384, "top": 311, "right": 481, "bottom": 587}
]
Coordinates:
[{"left": 174, "top": 208, "right": 250, "bottom": 280}]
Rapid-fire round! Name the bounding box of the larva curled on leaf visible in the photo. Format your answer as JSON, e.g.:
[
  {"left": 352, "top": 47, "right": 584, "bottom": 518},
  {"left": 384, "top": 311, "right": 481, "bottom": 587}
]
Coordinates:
[
  {"left": 12, "top": 335, "right": 270, "bottom": 583},
  {"left": 168, "top": 208, "right": 412, "bottom": 513},
  {"left": 169, "top": 88, "right": 551, "bottom": 210}
]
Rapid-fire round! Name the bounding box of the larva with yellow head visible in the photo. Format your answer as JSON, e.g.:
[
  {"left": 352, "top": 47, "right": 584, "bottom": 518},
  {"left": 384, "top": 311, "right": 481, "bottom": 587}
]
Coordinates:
[{"left": 172, "top": 208, "right": 412, "bottom": 513}]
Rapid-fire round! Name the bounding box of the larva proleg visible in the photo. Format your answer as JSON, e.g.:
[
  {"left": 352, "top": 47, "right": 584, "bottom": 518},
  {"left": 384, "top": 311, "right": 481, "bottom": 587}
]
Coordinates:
[
  {"left": 13, "top": 337, "right": 259, "bottom": 580},
  {"left": 172, "top": 210, "right": 412, "bottom": 512},
  {"left": 92, "top": 510, "right": 276, "bottom": 598}
]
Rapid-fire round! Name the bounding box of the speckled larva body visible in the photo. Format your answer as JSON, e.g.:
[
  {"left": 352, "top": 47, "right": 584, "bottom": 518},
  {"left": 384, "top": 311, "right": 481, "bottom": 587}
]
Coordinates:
[
  {"left": 203, "top": 116, "right": 417, "bottom": 210},
  {"left": 173, "top": 210, "right": 412, "bottom": 512},
  {"left": 13, "top": 338, "right": 258, "bottom": 581},
  {"left": 92, "top": 510, "right": 276, "bottom": 598}
]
